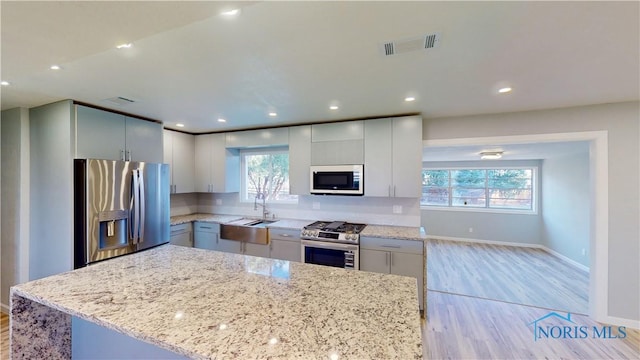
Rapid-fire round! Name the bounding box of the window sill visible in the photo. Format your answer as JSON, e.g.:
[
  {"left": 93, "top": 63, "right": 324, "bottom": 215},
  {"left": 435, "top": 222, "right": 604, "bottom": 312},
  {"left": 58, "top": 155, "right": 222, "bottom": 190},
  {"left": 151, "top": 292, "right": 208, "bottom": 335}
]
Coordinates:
[{"left": 420, "top": 206, "right": 538, "bottom": 215}]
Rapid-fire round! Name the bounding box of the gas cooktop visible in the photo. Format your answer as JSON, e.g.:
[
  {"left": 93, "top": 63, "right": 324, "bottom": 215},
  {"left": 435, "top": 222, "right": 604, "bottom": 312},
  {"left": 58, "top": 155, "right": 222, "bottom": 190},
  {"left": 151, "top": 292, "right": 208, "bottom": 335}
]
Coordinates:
[{"left": 301, "top": 221, "right": 367, "bottom": 244}]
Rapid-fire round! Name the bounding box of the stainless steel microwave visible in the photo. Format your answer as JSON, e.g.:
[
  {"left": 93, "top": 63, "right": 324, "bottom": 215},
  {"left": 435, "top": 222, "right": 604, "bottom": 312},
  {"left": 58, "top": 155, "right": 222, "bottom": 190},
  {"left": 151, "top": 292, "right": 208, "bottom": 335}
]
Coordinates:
[{"left": 310, "top": 164, "right": 363, "bottom": 195}]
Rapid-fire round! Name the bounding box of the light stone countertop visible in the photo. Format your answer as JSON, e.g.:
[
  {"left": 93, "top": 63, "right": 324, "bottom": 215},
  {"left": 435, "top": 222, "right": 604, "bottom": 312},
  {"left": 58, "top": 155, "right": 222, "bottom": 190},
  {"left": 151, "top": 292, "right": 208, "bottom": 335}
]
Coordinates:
[
  {"left": 170, "top": 213, "right": 243, "bottom": 225},
  {"left": 360, "top": 225, "right": 427, "bottom": 242},
  {"left": 266, "top": 219, "right": 315, "bottom": 230},
  {"left": 171, "top": 213, "right": 426, "bottom": 241},
  {"left": 11, "top": 245, "right": 423, "bottom": 359}
]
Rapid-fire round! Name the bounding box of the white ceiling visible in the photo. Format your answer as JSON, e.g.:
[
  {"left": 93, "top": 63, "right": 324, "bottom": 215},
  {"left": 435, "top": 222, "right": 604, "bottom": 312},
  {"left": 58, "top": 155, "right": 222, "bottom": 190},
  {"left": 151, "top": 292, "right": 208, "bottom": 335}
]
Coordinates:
[
  {"left": 1, "top": 1, "right": 638, "bottom": 133},
  {"left": 423, "top": 141, "right": 590, "bottom": 162}
]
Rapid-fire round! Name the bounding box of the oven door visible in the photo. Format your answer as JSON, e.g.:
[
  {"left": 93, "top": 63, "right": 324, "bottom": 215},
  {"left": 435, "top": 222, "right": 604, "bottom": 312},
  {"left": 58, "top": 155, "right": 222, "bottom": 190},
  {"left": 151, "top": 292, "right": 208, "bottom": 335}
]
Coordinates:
[{"left": 301, "top": 240, "right": 359, "bottom": 270}]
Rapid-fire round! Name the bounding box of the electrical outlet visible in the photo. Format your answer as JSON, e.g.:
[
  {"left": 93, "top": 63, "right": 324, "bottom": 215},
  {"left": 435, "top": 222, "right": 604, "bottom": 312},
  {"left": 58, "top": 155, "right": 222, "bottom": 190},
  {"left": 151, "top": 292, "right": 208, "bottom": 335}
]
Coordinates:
[
  {"left": 215, "top": 199, "right": 222, "bottom": 206},
  {"left": 392, "top": 205, "right": 402, "bottom": 214},
  {"left": 468, "top": 227, "right": 473, "bottom": 233},
  {"left": 312, "top": 202, "right": 320, "bottom": 210}
]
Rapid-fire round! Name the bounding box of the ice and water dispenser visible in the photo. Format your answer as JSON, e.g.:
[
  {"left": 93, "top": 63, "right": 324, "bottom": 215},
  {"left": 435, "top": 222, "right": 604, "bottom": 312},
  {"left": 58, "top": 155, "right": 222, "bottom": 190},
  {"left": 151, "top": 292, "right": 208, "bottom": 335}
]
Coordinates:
[{"left": 98, "top": 210, "right": 129, "bottom": 249}]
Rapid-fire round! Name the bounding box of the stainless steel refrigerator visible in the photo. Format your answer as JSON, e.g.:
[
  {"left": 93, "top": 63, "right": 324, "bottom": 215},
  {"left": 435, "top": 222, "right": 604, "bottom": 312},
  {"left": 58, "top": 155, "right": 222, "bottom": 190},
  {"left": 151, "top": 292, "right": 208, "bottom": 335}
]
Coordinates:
[{"left": 74, "top": 159, "right": 170, "bottom": 268}]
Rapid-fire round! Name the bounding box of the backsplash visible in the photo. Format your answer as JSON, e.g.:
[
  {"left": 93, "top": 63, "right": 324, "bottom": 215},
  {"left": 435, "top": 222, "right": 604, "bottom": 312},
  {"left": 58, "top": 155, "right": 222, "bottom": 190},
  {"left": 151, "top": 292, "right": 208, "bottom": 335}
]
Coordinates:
[
  {"left": 191, "top": 193, "right": 420, "bottom": 227},
  {"left": 169, "top": 193, "right": 200, "bottom": 216}
]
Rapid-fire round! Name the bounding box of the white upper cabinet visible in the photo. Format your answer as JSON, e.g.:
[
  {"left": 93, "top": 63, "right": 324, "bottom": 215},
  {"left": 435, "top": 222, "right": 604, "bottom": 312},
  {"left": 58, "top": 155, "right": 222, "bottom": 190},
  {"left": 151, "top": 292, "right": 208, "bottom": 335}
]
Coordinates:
[
  {"left": 364, "top": 116, "right": 422, "bottom": 197},
  {"left": 163, "top": 130, "right": 195, "bottom": 194},
  {"left": 310, "top": 121, "right": 364, "bottom": 165},
  {"left": 194, "top": 134, "right": 213, "bottom": 193},
  {"left": 124, "top": 117, "right": 163, "bottom": 163},
  {"left": 75, "top": 105, "right": 162, "bottom": 162},
  {"left": 288, "top": 125, "right": 311, "bottom": 195},
  {"left": 225, "top": 128, "right": 289, "bottom": 148},
  {"left": 75, "top": 105, "right": 126, "bottom": 160},
  {"left": 311, "top": 121, "right": 363, "bottom": 142},
  {"left": 194, "top": 133, "right": 240, "bottom": 193}
]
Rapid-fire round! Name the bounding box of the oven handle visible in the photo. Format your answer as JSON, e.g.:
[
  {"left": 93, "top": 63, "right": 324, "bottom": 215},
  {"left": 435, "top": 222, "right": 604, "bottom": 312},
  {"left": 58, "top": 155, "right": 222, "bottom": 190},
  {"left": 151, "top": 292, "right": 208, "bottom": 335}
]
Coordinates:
[{"left": 301, "top": 240, "right": 359, "bottom": 251}]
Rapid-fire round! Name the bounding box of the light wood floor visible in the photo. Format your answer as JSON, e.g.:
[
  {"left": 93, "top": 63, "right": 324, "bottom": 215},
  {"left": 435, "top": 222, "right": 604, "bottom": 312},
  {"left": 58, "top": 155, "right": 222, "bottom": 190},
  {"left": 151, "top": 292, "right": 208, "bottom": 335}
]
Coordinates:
[
  {"left": 424, "top": 290, "right": 640, "bottom": 359},
  {"left": 427, "top": 238, "right": 589, "bottom": 314},
  {"left": 1, "top": 312, "right": 7, "bottom": 360}
]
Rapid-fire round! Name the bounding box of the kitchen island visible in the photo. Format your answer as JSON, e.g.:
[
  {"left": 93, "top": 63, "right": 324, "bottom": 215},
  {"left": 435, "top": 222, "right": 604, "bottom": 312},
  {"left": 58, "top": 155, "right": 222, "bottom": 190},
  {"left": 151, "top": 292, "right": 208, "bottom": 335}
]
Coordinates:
[{"left": 11, "top": 245, "right": 423, "bottom": 359}]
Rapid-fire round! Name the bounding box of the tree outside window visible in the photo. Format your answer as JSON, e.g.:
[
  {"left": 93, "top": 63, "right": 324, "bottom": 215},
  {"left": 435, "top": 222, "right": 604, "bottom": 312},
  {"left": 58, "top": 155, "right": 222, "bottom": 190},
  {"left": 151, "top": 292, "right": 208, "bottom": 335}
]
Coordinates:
[
  {"left": 242, "top": 150, "right": 297, "bottom": 202},
  {"left": 421, "top": 168, "right": 534, "bottom": 210}
]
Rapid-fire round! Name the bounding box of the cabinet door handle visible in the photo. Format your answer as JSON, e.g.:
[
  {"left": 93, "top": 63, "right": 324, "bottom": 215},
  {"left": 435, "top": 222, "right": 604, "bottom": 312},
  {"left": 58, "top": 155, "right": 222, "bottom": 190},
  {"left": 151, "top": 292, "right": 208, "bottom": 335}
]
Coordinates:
[
  {"left": 279, "top": 234, "right": 290, "bottom": 237},
  {"left": 393, "top": 185, "right": 396, "bottom": 197},
  {"left": 126, "top": 150, "right": 132, "bottom": 161},
  {"left": 216, "top": 234, "right": 219, "bottom": 244},
  {"left": 385, "top": 252, "right": 389, "bottom": 266},
  {"left": 390, "top": 253, "right": 394, "bottom": 266},
  {"left": 388, "top": 185, "right": 391, "bottom": 197},
  {"left": 381, "top": 245, "right": 401, "bottom": 249},
  {"left": 120, "top": 149, "right": 125, "bottom": 161}
]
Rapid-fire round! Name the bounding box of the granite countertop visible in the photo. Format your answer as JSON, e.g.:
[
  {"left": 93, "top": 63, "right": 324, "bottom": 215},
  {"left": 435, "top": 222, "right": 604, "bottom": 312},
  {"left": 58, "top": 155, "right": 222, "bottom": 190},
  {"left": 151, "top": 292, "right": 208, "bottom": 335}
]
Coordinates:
[
  {"left": 266, "top": 219, "right": 314, "bottom": 230},
  {"left": 360, "top": 225, "right": 427, "bottom": 242},
  {"left": 170, "top": 213, "right": 243, "bottom": 225},
  {"left": 171, "top": 213, "right": 426, "bottom": 241},
  {"left": 12, "top": 245, "right": 423, "bottom": 359}
]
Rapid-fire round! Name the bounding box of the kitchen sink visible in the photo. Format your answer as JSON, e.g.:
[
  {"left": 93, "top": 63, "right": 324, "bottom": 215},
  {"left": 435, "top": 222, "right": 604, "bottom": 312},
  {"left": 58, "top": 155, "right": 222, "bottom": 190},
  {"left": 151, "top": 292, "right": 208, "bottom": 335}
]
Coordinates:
[{"left": 220, "top": 218, "right": 275, "bottom": 244}]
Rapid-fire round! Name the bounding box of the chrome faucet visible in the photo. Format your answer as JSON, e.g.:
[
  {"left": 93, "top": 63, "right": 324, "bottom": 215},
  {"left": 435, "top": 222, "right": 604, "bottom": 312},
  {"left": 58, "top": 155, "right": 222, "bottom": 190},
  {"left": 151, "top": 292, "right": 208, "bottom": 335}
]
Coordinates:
[{"left": 254, "top": 192, "right": 270, "bottom": 219}]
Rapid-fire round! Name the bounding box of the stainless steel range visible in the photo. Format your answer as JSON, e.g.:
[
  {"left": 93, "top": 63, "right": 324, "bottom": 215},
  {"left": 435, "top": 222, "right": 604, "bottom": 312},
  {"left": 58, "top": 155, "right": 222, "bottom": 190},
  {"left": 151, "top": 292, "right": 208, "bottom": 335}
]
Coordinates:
[{"left": 300, "top": 221, "right": 367, "bottom": 270}]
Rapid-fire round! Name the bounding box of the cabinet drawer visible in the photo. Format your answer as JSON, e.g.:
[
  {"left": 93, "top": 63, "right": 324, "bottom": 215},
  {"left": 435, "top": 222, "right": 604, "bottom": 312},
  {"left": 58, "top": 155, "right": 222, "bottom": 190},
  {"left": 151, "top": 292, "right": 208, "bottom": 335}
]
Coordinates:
[
  {"left": 269, "top": 228, "right": 301, "bottom": 242},
  {"left": 170, "top": 223, "right": 192, "bottom": 235},
  {"left": 194, "top": 222, "right": 220, "bottom": 233},
  {"left": 360, "top": 236, "right": 423, "bottom": 255}
]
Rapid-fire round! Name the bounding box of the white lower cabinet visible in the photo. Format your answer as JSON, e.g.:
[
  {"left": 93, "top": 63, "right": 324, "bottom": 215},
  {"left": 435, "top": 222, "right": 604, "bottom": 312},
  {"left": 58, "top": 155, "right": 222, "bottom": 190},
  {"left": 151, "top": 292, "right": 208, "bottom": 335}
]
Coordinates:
[
  {"left": 193, "top": 222, "right": 220, "bottom": 250},
  {"left": 245, "top": 242, "right": 270, "bottom": 258},
  {"left": 217, "top": 238, "right": 242, "bottom": 254},
  {"left": 170, "top": 223, "right": 193, "bottom": 247},
  {"left": 269, "top": 229, "right": 301, "bottom": 262},
  {"left": 217, "top": 238, "right": 268, "bottom": 257},
  {"left": 360, "top": 236, "right": 424, "bottom": 310}
]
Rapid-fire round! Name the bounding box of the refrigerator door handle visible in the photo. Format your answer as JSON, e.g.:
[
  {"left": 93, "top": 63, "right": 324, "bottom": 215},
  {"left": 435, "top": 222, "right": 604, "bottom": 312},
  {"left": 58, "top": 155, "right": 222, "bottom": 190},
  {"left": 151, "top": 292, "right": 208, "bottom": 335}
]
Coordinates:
[
  {"left": 130, "top": 169, "right": 141, "bottom": 244},
  {"left": 138, "top": 170, "right": 146, "bottom": 243}
]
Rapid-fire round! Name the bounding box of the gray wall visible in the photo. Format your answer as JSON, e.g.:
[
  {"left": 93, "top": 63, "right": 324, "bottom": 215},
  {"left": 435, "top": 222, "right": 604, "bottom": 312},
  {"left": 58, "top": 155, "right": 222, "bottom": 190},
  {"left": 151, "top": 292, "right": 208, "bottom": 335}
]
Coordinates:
[
  {"left": 1, "top": 108, "right": 30, "bottom": 309},
  {"left": 421, "top": 160, "right": 541, "bottom": 245},
  {"left": 421, "top": 101, "right": 640, "bottom": 322},
  {"left": 542, "top": 152, "right": 590, "bottom": 267},
  {"left": 29, "top": 101, "right": 75, "bottom": 280}
]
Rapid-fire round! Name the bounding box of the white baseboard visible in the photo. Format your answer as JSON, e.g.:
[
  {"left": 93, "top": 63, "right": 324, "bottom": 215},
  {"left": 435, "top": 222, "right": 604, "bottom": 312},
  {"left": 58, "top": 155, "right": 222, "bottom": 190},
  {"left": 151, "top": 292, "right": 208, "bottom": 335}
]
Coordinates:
[
  {"left": 1, "top": 302, "right": 9, "bottom": 314},
  {"left": 427, "top": 235, "right": 543, "bottom": 249},
  {"left": 603, "top": 315, "right": 640, "bottom": 330},
  {"left": 541, "top": 246, "right": 590, "bottom": 273},
  {"left": 427, "top": 235, "right": 590, "bottom": 273}
]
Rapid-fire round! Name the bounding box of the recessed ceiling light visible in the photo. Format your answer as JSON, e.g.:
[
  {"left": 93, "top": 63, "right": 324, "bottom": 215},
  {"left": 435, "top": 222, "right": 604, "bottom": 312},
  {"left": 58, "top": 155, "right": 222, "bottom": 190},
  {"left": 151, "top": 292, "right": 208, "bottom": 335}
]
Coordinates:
[
  {"left": 218, "top": 118, "right": 227, "bottom": 123},
  {"left": 116, "top": 43, "right": 132, "bottom": 49},
  {"left": 221, "top": 9, "right": 240, "bottom": 16},
  {"left": 329, "top": 105, "right": 339, "bottom": 110},
  {"left": 50, "top": 65, "right": 61, "bottom": 70},
  {"left": 404, "top": 97, "right": 416, "bottom": 102},
  {"left": 268, "top": 112, "right": 277, "bottom": 117},
  {"left": 1, "top": 81, "right": 10, "bottom": 86},
  {"left": 498, "top": 87, "right": 512, "bottom": 94},
  {"left": 176, "top": 123, "right": 185, "bottom": 128},
  {"left": 480, "top": 151, "right": 503, "bottom": 160}
]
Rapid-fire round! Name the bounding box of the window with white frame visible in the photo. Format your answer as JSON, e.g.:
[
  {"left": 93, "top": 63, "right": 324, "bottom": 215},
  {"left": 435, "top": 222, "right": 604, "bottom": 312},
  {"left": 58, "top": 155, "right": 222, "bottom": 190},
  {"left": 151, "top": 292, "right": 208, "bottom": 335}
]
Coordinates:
[
  {"left": 240, "top": 147, "right": 297, "bottom": 202},
  {"left": 421, "top": 167, "right": 535, "bottom": 211}
]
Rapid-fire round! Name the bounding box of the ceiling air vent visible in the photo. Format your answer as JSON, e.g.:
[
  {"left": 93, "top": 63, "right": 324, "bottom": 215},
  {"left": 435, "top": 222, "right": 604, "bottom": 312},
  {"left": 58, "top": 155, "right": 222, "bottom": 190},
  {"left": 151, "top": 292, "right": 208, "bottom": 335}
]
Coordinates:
[
  {"left": 381, "top": 32, "right": 441, "bottom": 56},
  {"left": 104, "top": 96, "right": 136, "bottom": 106}
]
